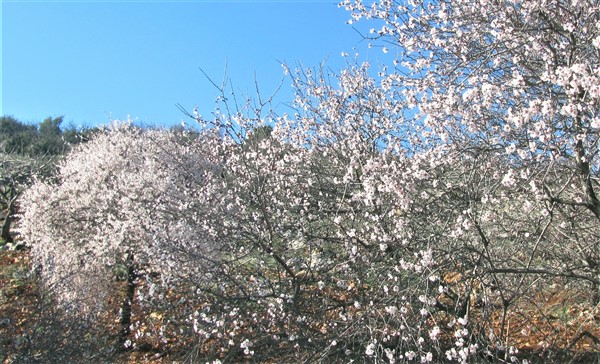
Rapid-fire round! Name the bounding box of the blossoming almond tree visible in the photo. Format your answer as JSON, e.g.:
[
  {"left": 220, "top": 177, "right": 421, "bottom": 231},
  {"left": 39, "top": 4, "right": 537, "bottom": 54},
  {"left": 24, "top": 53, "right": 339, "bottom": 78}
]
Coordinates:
[
  {"left": 17, "top": 123, "right": 223, "bottom": 350},
  {"left": 185, "top": 0, "right": 600, "bottom": 359},
  {"left": 175, "top": 66, "right": 477, "bottom": 362},
  {"left": 338, "top": 0, "right": 600, "bottom": 356}
]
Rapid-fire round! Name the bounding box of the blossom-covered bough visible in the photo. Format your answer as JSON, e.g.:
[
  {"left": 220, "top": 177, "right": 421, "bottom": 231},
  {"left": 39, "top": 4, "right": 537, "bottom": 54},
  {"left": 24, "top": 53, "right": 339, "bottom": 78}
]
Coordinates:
[{"left": 17, "top": 0, "right": 600, "bottom": 362}]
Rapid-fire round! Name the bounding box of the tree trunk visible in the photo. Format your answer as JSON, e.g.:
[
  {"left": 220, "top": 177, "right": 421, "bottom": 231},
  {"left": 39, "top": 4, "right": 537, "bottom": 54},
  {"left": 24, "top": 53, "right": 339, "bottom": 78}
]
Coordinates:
[
  {"left": 1, "top": 190, "right": 16, "bottom": 244},
  {"left": 117, "top": 252, "right": 136, "bottom": 351},
  {"left": 1, "top": 211, "right": 13, "bottom": 243},
  {"left": 592, "top": 271, "right": 600, "bottom": 306}
]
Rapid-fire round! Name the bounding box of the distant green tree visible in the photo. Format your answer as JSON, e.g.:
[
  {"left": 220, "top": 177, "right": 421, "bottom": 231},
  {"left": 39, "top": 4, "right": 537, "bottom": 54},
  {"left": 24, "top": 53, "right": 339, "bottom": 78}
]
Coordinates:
[
  {"left": 0, "top": 116, "right": 38, "bottom": 155},
  {"left": 32, "top": 116, "right": 67, "bottom": 155},
  {"left": 38, "top": 116, "right": 63, "bottom": 136}
]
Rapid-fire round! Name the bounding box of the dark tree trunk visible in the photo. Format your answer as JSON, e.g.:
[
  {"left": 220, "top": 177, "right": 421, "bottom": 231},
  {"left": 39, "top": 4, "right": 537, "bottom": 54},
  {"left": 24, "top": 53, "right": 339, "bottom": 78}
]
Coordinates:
[
  {"left": 1, "top": 211, "right": 13, "bottom": 243},
  {"left": 592, "top": 274, "right": 600, "bottom": 306},
  {"left": 1, "top": 190, "right": 16, "bottom": 244},
  {"left": 117, "top": 252, "right": 136, "bottom": 351}
]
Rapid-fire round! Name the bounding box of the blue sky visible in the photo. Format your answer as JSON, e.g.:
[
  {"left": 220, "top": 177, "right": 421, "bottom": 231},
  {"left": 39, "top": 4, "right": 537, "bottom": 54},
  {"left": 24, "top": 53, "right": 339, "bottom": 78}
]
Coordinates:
[{"left": 2, "top": 0, "right": 383, "bottom": 128}]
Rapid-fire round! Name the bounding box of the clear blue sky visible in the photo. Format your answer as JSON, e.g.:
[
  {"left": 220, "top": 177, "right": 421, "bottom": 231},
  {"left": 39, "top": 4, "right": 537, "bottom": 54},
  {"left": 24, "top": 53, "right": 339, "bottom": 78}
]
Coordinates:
[{"left": 2, "top": 0, "right": 384, "bottom": 128}]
